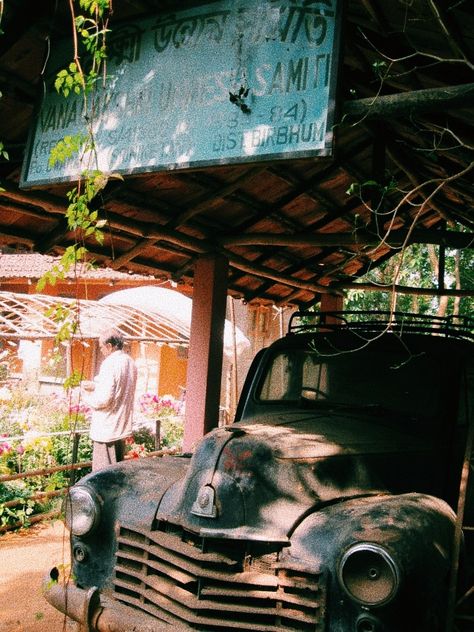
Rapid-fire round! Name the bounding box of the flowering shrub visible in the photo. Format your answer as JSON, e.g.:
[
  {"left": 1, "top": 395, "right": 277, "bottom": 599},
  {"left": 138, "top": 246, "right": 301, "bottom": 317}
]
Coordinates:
[
  {"left": 0, "top": 436, "right": 16, "bottom": 476},
  {"left": 130, "top": 426, "right": 155, "bottom": 452},
  {"left": 0, "top": 382, "right": 93, "bottom": 530},
  {"left": 0, "top": 385, "right": 91, "bottom": 438},
  {"left": 0, "top": 384, "right": 185, "bottom": 531},
  {"left": 136, "top": 393, "right": 184, "bottom": 450},
  {"left": 138, "top": 393, "right": 184, "bottom": 419},
  {"left": 0, "top": 480, "right": 35, "bottom": 528},
  {"left": 124, "top": 436, "right": 148, "bottom": 459},
  {"left": 0, "top": 437, "right": 11, "bottom": 456},
  {"left": 160, "top": 416, "right": 184, "bottom": 449}
]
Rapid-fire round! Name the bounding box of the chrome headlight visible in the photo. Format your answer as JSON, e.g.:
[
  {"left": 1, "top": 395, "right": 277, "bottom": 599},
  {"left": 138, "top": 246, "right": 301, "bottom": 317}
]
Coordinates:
[
  {"left": 63, "top": 486, "right": 101, "bottom": 536},
  {"left": 338, "top": 543, "right": 400, "bottom": 607}
]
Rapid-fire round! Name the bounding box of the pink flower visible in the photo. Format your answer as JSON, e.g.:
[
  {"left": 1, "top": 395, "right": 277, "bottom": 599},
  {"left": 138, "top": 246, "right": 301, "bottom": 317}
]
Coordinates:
[
  {"left": 138, "top": 393, "right": 183, "bottom": 418},
  {"left": 69, "top": 402, "right": 91, "bottom": 416},
  {"left": 0, "top": 441, "right": 12, "bottom": 456}
]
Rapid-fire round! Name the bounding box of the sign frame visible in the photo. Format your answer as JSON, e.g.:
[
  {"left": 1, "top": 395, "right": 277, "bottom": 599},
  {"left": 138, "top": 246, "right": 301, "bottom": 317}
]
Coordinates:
[{"left": 21, "top": 0, "right": 342, "bottom": 189}]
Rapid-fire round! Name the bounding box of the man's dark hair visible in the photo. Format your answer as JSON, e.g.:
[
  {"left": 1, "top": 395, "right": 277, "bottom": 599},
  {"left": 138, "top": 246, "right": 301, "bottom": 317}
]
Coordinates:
[{"left": 100, "top": 328, "right": 124, "bottom": 350}]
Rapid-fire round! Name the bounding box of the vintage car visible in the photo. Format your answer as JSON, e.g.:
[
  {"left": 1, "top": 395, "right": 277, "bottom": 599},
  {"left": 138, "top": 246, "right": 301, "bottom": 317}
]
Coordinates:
[{"left": 44, "top": 311, "right": 474, "bottom": 631}]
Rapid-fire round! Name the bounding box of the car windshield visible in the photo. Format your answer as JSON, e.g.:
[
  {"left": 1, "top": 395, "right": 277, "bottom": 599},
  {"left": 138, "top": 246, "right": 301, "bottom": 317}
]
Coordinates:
[{"left": 257, "top": 347, "right": 443, "bottom": 419}]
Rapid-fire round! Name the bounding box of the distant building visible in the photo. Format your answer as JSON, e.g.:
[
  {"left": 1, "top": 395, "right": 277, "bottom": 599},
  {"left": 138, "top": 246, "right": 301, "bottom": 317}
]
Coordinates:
[{"left": 0, "top": 252, "right": 293, "bottom": 419}]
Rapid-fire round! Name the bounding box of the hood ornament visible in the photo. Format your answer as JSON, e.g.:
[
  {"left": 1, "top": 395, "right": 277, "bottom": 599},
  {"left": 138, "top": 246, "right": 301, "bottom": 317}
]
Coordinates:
[{"left": 191, "top": 484, "right": 217, "bottom": 518}]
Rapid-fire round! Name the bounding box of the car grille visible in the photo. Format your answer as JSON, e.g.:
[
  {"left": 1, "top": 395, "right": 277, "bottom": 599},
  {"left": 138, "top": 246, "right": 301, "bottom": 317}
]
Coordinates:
[{"left": 113, "top": 523, "right": 326, "bottom": 631}]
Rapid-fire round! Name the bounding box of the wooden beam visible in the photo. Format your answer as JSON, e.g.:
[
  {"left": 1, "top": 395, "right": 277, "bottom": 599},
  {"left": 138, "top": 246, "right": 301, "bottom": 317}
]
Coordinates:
[
  {"left": 224, "top": 251, "right": 334, "bottom": 295},
  {"left": 342, "top": 83, "right": 474, "bottom": 121},
  {"left": 335, "top": 282, "right": 474, "bottom": 298},
  {"left": 40, "top": 224, "right": 332, "bottom": 296},
  {"left": 109, "top": 236, "right": 166, "bottom": 268},
  {"left": 220, "top": 229, "right": 474, "bottom": 249},
  {"left": 1, "top": 186, "right": 329, "bottom": 296},
  {"left": 35, "top": 218, "right": 70, "bottom": 253},
  {"left": 0, "top": 230, "right": 34, "bottom": 248},
  {"left": 0, "top": 180, "right": 68, "bottom": 216},
  {"left": 168, "top": 168, "right": 264, "bottom": 229},
  {"left": 107, "top": 168, "right": 267, "bottom": 266}
]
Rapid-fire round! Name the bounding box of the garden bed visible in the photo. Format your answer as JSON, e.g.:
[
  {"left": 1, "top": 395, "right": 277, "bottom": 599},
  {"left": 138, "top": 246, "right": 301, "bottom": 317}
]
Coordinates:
[{"left": 0, "top": 383, "right": 184, "bottom": 531}]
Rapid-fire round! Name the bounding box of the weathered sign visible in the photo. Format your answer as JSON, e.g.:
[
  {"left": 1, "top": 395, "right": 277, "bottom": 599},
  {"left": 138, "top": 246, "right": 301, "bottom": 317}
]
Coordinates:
[{"left": 21, "top": 0, "right": 341, "bottom": 188}]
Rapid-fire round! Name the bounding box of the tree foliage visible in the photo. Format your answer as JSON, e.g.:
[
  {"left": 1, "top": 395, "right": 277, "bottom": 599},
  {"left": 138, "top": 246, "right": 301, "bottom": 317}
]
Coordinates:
[{"left": 345, "top": 230, "right": 474, "bottom": 318}]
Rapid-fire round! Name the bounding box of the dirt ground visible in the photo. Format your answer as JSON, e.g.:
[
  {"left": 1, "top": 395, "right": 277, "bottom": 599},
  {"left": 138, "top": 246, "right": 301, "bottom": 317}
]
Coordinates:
[{"left": 0, "top": 520, "right": 75, "bottom": 632}]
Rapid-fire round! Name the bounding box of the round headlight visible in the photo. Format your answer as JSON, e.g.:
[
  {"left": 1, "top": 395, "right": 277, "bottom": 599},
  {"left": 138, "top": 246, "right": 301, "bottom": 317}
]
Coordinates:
[
  {"left": 63, "top": 486, "right": 101, "bottom": 536},
  {"left": 338, "top": 543, "right": 400, "bottom": 607}
]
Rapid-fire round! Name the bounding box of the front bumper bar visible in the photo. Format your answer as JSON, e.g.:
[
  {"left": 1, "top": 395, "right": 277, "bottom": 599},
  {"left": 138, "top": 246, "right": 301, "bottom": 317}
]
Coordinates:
[{"left": 43, "top": 567, "right": 183, "bottom": 632}]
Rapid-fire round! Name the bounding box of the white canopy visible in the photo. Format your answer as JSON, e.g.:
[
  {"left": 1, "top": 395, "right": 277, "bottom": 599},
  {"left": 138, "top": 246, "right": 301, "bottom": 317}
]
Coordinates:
[{"left": 99, "top": 286, "right": 250, "bottom": 357}]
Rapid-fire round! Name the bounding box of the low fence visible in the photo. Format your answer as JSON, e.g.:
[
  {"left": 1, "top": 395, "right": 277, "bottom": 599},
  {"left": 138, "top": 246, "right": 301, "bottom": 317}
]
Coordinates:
[{"left": 0, "top": 429, "right": 177, "bottom": 534}]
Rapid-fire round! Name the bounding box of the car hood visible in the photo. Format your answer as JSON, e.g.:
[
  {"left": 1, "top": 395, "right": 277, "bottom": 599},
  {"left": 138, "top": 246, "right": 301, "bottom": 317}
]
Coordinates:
[
  {"left": 232, "top": 408, "right": 427, "bottom": 458},
  {"left": 156, "top": 409, "right": 430, "bottom": 538}
]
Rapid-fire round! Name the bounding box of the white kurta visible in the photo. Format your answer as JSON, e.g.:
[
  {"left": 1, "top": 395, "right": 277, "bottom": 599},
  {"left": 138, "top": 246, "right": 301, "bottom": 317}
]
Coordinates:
[{"left": 85, "top": 350, "right": 138, "bottom": 443}]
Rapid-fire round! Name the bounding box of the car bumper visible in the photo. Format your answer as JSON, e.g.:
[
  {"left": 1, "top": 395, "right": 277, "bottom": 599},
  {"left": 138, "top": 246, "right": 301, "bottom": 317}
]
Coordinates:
[{"left": 43, "top": 567, "right": 182, "bottom": 632}]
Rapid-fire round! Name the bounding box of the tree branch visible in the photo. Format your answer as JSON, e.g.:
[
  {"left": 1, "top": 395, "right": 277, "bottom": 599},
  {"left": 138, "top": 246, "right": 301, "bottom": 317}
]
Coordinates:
[{"left": 342, "top": 83, "right": 474, "bottom": 121}]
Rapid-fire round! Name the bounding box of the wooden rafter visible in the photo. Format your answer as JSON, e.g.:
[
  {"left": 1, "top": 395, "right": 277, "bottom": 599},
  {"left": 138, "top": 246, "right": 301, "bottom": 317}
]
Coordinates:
[
  {"left": 219, "top": 229, "right": 474, "bottom": 250},
  {"left": 335, "top": 282, "right": 474, "bottom": 298}
]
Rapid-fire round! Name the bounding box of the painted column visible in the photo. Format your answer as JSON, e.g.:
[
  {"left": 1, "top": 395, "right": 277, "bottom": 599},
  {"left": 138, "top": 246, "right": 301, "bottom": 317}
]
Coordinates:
[
  {"left": 320, "top": 293, "right": 344, "bottom": 326},
  {"left": 183, "top": 254, "right": 229, "bottom": 452}
]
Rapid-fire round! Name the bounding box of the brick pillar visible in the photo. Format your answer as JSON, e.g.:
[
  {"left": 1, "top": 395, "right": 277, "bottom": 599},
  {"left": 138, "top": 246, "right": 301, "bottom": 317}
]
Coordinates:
[{"left": 183, "top": 254, "right": 229, "bottom": 452}]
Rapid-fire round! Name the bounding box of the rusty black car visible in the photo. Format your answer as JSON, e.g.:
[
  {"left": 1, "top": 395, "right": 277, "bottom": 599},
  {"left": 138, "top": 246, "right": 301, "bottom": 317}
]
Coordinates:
[{"left": 45, "top": 311, "right": 474, "bottom": 632}]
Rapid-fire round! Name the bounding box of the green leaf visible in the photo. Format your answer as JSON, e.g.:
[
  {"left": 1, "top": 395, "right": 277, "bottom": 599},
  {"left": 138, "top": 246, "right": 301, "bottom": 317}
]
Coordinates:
[{"left": 346, "top": 182, "right": 359, "bottom": 196}]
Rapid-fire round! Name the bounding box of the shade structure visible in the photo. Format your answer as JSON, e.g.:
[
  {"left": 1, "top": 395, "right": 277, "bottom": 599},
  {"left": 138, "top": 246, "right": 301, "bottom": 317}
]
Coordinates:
[
  {"left": 0, "top": 290, "right": 189, "bottom": 346},
  {"left": 99, "top": 286, "right": 250, "bottom": 357}
]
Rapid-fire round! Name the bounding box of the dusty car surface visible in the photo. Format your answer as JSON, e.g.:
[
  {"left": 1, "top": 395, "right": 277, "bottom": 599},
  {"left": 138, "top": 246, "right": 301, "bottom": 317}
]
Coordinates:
[{"left": 45, "top": 311, "right": 474, "bottom": 632}]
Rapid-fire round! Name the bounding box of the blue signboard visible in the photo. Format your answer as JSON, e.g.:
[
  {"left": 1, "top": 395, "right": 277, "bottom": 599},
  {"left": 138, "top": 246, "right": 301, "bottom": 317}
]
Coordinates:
[{"left": 21, "top": 0, "right": 341, "bottom": 187}]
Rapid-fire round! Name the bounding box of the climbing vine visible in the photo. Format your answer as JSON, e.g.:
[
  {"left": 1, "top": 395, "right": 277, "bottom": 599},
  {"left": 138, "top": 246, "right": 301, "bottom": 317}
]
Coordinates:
[
  {"left": 38, "top": 0, "right": 113, "bottom": 293},
  {"left": 29, "top": 0, "right": 115, "bottom": 399}
]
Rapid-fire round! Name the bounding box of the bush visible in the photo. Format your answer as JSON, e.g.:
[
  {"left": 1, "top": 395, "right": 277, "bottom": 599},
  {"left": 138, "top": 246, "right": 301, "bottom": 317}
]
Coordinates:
[
  {"left": 135, "top": 392, "right": 184, "bottom": 450},
  {"left": 0, "top": 480, "right": 38, "bottom": 529},
  {"left": 127, "top": 416, "right": 184, "bottom": 455},
  {"left": 0, "top": 383, "right": 184, "bottom": 532},
  {"left": 0, "top": 383, "right": 93, "bottom": 531},
  {"left": 160, "top": 415, "right": 184, "bottom": 449},
  {"left": 130, "top": 426, "right": 156, "bottom": 451}
]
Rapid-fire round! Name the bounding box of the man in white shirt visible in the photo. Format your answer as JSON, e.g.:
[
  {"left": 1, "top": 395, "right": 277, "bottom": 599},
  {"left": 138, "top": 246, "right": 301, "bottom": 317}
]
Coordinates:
[{"left": 83, "top": 329, "right": 138, "bottom": 471}]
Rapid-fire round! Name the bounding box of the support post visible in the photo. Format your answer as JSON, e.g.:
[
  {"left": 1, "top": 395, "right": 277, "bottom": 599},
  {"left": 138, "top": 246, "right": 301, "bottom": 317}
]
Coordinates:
[
  {"left": 320, "top": 293, "right": 344, "bottom": 323},
  {"left": 183, "top": 254, "right": 229, "bottom": 452}
]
